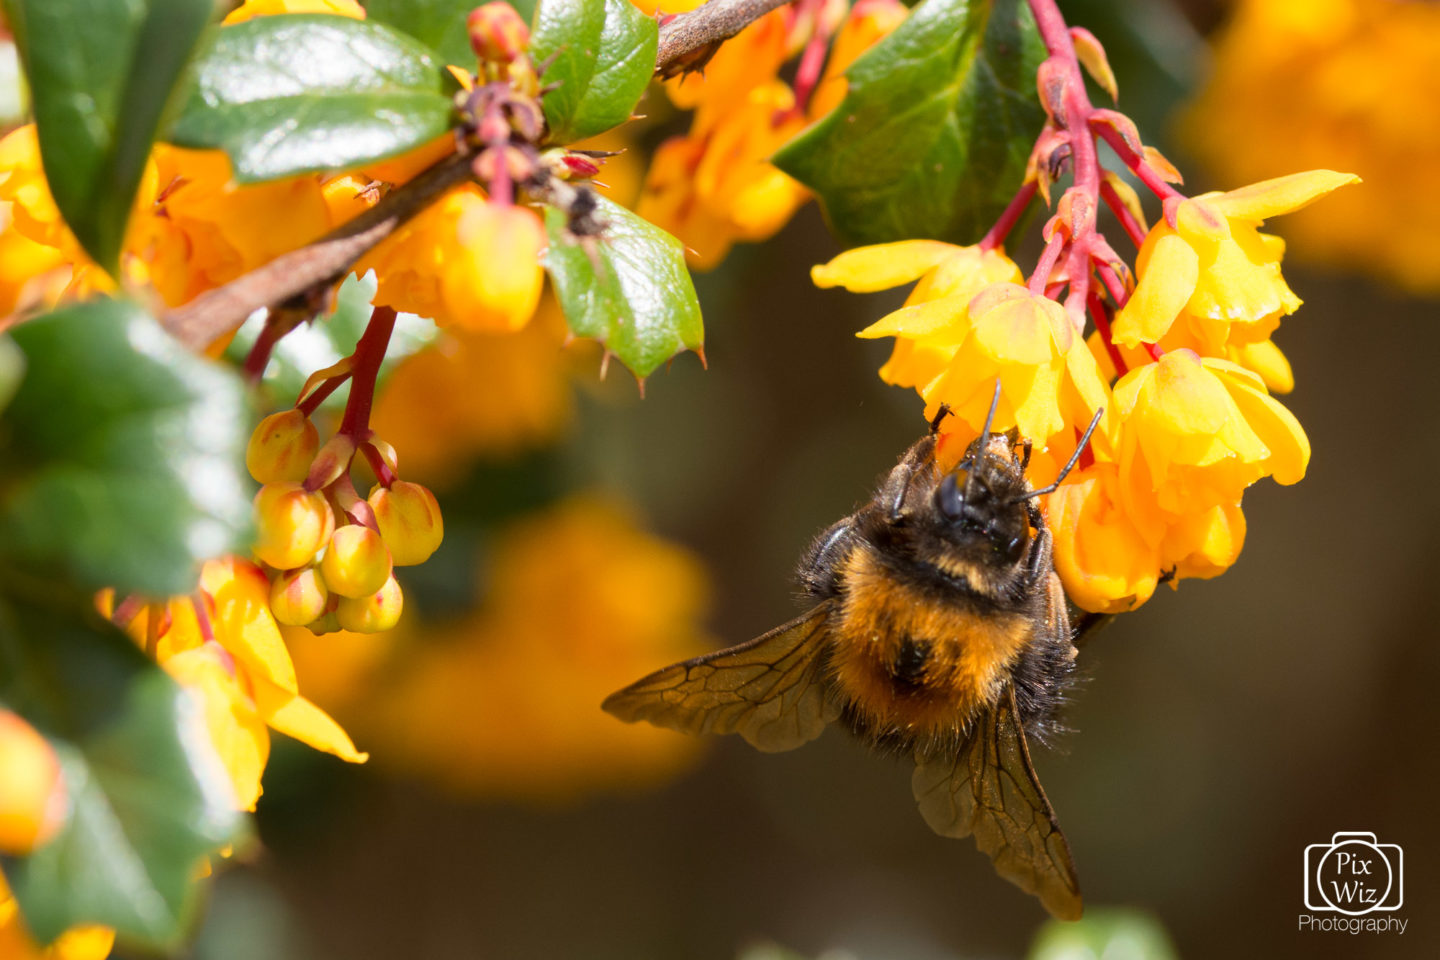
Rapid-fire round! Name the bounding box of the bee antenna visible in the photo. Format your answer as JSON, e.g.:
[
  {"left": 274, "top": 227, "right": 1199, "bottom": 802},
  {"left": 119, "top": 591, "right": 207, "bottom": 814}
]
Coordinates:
[
  {"left": 1012, "top": 407, "right": 1104, "bottom": 502},
  {"left": 964, "top": 379, "right": 1004, "bottom": 503}
]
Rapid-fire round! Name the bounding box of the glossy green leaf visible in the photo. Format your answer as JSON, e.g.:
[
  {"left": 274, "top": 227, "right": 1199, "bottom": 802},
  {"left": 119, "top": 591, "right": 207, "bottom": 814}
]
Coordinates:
[
  {"left": 225, "top": 272, "right": 437, "bottom": 413},
  {"left": 531, "top": 0, "right": 657, "bottom": 144},
  {"left": 543, "top": 196, "right": 703, "bottom": 379},
  {"left": 364, "top": 0, "right": 539, "bottom": 68},
  {"left": 171, "top": 15, "right": 458, "bottom": 183},
  {"left": 0, "top": 299, "right": 252, "bottom": 597},
  {"left": 774, "top": 0, "right": 1045, "bottom": 247},
  {"left": 0, "top": 596, "right": 239, "bottom": 949},
  {"left": 2, "top": 0, "right": 212, "bottom": 273}
]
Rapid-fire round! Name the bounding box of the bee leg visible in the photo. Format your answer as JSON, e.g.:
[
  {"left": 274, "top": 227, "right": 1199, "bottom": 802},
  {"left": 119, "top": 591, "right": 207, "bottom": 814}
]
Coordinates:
[
  {"left": 797, "top": 516, "right": 859, "bottom": 600},
  {"left": 1019, "top": 437, "right": 1033, "bottom": 472},
  {"left": 1024, "top": 523, "right": 1053, "bottom": 589},
  {"left": 929, "top": 403, "right": 953, "bottom": 434}
]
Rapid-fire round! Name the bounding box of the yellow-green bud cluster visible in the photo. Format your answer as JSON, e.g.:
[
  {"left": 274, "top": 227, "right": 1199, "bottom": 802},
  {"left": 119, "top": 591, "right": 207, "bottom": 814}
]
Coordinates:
[{"left": 245, "top": 407, "right": 444, "bottom": 635}]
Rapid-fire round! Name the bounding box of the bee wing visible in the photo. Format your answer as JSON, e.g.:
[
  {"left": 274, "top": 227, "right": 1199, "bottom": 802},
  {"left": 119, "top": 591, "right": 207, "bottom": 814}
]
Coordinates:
[
  {"left": 601, "top": 603, "right": 838, "bottom": 753},
  {"left": 911, "top": 683, "right": 1082, "bottom": 920}
]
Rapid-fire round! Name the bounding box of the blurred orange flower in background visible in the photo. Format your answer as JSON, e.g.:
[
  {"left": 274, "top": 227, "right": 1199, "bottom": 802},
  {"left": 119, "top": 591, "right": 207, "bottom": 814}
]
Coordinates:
[
  {"left": 289, "top": 496, "right": 714, "bottom": 803},
  {"left": 1185, "top": 0, "right": 1437, "bottom": 293}
]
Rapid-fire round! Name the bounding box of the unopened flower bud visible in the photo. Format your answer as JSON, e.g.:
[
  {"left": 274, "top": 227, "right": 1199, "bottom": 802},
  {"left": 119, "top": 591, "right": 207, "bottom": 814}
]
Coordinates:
[
  {"left": 369, "top": 481, "right": 444, "bottom": 566},
  {"left": 442, "top": 201, "right": 545, "bottom": 333},
  {"left": 269, "top": 565, "right": 330, "bottom": 626},
  {"left": 319, "top": 525, "right": 393, "bottom": 599},
  {"left": 336, "top": 576, "right": 404, "bottom": 633},
  {"left": 253, "top": 482, "right": 334, "bottom": 570},
  {"left": 0, "top": 710, "right": 67, "bottom": 855},
  {"left": 246, "top": 409, "right": 319, "bottom": 484},
  {"left": 469, "top": 2, "right": 529, "bottom": 63}
]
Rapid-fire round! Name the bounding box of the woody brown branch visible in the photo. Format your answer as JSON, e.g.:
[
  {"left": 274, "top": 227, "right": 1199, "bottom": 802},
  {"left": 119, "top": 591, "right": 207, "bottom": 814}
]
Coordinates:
[{"left": 159, "top": 0, "right": 796, "bottom": 351}]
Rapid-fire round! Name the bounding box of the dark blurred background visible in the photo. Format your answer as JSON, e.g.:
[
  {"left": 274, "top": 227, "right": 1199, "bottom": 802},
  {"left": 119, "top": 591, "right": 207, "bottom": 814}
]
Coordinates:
[{"left": 168, "top": 0, "right": 1440, "bottom": 957}]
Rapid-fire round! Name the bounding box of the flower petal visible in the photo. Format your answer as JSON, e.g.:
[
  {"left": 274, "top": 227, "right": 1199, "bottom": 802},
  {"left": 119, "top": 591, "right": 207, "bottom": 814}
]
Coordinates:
[
  {"left": 1113, "top": 233, "right": 1199, "bottom": 347},
  {"left": 252, "top": 677, "right": 368, "bottom": 763},
  {"left": 1209, "top": 170, "right": 1360, "bottom": 222},
  {"left": 811, "top": 240, "right": 960, "bottom": 292}
]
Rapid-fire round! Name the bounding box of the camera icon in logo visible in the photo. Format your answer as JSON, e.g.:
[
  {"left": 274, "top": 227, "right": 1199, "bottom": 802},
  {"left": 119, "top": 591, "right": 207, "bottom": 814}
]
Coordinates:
[{"left": 1304, "top": 832, "right": 1403, "bottom": 915}]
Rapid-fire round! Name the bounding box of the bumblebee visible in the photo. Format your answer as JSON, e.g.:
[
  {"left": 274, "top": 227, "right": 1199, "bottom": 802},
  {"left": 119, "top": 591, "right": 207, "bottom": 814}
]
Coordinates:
[{"left": 603, "top": 386, "right": 1104, "bottom": 920}]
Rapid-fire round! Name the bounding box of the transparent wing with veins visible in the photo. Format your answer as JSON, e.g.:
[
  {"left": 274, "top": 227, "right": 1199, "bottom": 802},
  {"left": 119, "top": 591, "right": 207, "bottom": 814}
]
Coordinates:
[
  {"left": 911, "top": 683, "right": 1083, "bottom": 920},
  {"left": 601, "top": 604, "right": 838, "bottom": 753}
]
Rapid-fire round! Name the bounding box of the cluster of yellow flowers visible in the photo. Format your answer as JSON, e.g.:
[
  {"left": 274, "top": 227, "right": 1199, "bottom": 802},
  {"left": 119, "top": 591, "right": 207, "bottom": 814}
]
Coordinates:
[
  {"left": 1185, "top": 0, "right": 1437, "bottom": 294},
  {"left": 247, "top": 405, "right": 443, "bottom": 635},
  {"left": 637, "top": 0, "right": 905, "bottom": 268},
  {"left": 815, "top": 171, "right": 1355, "bottom": 612},
  {"left": 0, "top": 0, "right": 549, "bottom": 337}
]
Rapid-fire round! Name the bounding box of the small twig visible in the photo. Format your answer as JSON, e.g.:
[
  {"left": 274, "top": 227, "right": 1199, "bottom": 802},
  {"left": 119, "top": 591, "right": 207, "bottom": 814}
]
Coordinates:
[
  {"left": 158, "top": 0, "right": 799, "bottom": 351},
  {"left": 655, "top": 0, "right": 792, "bottom": 73}
]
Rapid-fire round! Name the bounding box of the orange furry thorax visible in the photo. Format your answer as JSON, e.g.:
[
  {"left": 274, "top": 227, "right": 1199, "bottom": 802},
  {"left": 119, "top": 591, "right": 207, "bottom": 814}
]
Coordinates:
[{"left": 830, "top": 545, "right": 1034, "bottom": 740}]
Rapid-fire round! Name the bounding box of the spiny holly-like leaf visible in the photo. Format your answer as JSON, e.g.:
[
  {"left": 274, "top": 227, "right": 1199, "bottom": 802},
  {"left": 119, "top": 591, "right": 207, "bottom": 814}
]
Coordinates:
[
  {"left": 225, "top": 272, "right": 437, "bottom": 414},
  {"left": 774, "top": 0, "right": 1045, "bottom": 247},
  {"left": 531, "top": 0, "right": 658, "bottom": 144},
  {"left": 0, "top": 595, "right": 239, "bottom": 949},
  {"left": 0, "top": 299, "right": 252, "bottom": 597},
  {"left": 365, "top": 0, "right": 540, "bottom": 67},
  {"left": 2, "top": 0, "right": 212, "bottom": 273},
  {"left": 543, "top": 196, "right": 703, "bottom": 379},
  {"left": 171, "top": 15, "right": 459, "bottom": 183}
]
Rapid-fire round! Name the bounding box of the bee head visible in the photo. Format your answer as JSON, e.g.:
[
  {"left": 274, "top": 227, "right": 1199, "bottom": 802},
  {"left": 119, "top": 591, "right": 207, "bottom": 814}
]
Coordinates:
[{"left": 932, "top": 439, "right": 1031, "bottom": 565}]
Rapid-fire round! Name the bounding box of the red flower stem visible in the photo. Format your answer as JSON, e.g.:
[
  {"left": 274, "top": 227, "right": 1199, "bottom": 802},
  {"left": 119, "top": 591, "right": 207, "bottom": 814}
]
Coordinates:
[
  {"left": 296, "top": 371, "right": 353, "bottom": 418},
  {"left": 1086, "top": 289, "right": 1127, "bottom": 377},
  {"left": 1099, "top": 180, "right": 1147, "bottom": 248},
  {"left": 1028, "top": 232, "right": 1066, "bottom": 294},
  {"left": 242, "top": 309, "right": 286, "bottom": 383},
  {"left": 790, "top": 0, "right": 833, "bottom": 115},
  {"left": 1091, "top": 122, "right": 1184, "bottom": 203},
  {"left": 338, "top": 306, "right": 397, "bottom": 440},
  {"left": 1095, "top": 260, "right": 1129, "bottom": 309},
  {"left": 361, "top": 443, "right": 398, "bottom": 489},
  {"left": 980, "top": 180, "right": 1037, "bottom": 251},
  {"left": 1145, "top": 341, "right": 1165, "bottom": 362}
]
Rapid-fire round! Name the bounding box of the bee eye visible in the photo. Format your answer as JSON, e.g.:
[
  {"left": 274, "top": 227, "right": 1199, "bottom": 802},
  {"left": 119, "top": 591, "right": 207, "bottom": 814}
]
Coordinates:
[{"left": 936, "top": 473, "right": 964, "bottom": 520}]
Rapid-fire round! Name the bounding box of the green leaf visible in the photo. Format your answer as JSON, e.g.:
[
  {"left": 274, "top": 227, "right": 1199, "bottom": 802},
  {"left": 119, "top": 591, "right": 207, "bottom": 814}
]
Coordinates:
[
  {"left": 0, "top": 334, "right": 23, "bottom": 415},
  {"left": 0, "top": 596, "right": 240, "bottom": 949},
  {"left": 0, "top": 299, "right": 252, "bottom": 597},
  {"left": 365, "top": 0, "right": 539, "bottom": 68},
  {"left": 542, "top": 196, "right": 702, "bottom": 379},
  {"left": 774, "top": 0, "right": 1046, "bottom": 247},
  {"left": 2, "top": 0, "right": 212, "bottom": 273},
  {"left": 531, "top": 0, "right": 658, "bottom": 144},
  {"left": 225, "top": 272, "right": 438, "bottom": 413},
  {"left": 170, "top": 15, "right": 459, "bottom": 183}
]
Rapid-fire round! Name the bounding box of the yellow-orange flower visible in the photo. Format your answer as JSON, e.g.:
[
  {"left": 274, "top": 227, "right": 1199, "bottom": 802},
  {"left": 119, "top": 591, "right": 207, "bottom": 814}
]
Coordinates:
[
  {"left": 223, "top": 0, "right": 364, "bottom": 22},
  {"left": 357, "top": 188, "right": 545, "bottom": 332},
  {"left": 369, "top": 496, "right": 711, "bottom": 802},
  {"left": 1045, "top": 464, "right": 1160, "bottom": 613},
  {"left": 0, "top": 711, "right": 65, "bottom": 856},
  {"left": 1184, "top": 0, "right": 1440, "bottom": 293},
  {"left": 1112, "top": 171, "right": 1358, "bottom": 351},
  {"left": 101, "top": 557, "right": 367, "bottom": 810},
  {"left": 0, "top": 872, "right": 113, "bottom": 960},
  {"left": 816, "top": 241, "right": 1022, "bottom": 388},
  {"left": 639, "top": 81, "right": 809, "bottom": 269},
  {"left": 1112, "top": 350, "right": 1308, "bottom": 531}
]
